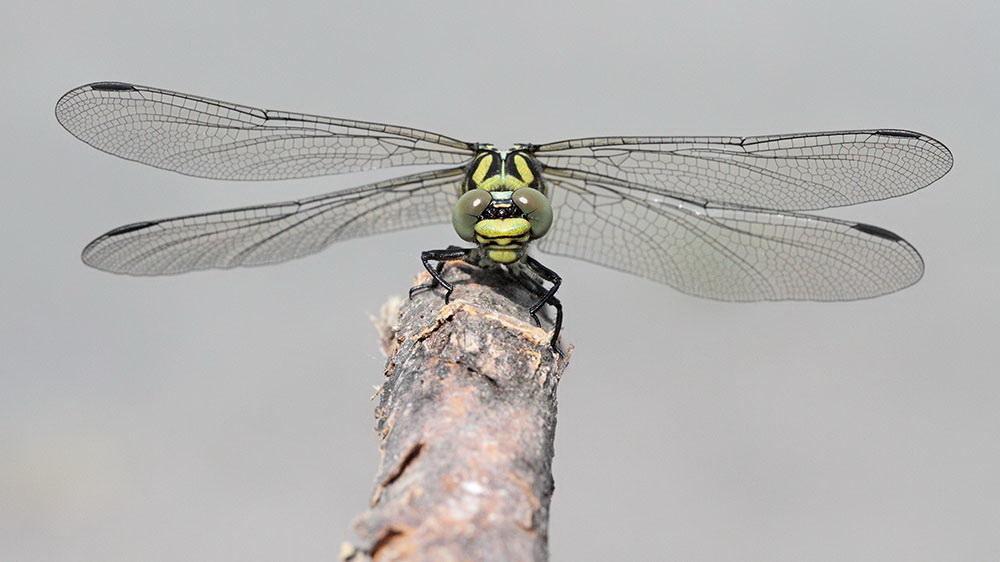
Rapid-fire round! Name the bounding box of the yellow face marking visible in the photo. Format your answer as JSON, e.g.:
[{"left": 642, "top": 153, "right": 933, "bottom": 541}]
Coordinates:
[
  {"left": 474, "top": 218, "right": 531, "bottom": 238},
  {"left": 477, "top": 237, "right": 530, "bottom": 248},
  {"left": 486, "top": 250, "right": 520, "bottom": 264}
]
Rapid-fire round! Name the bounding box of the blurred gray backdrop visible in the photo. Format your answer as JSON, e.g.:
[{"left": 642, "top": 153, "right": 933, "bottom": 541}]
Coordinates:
[{"left": 2, "top": 1, "right": 997, "bottom": 560}]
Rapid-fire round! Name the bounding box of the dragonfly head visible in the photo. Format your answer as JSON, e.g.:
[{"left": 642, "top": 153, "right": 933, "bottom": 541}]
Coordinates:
[
  {"left": 452, "top": 186, "right": 552, "bottom": 244},
  {"left": 454, "top": 147, "right": 553, "bottom": 256}
]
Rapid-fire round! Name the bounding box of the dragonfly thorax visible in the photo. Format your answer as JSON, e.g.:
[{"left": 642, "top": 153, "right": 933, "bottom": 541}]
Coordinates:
[
  {"left": 461, "top": 146, "right": 547, "bottom": 194},
  {"left": 453, "top": 147, "right": 553, "bottom": 264}
]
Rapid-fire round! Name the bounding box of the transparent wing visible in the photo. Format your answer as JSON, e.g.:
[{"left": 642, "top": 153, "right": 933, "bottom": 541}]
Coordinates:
[
  {"left": 83, "top": 167, "right": 466, "bottom": 275},
  {"left": 538, "top": 169, "right": 923, "bottom": 301},
  {"left": 56, "top": 82, "right": 474, "bottom": 180},
  {"left": 532, "top": 130, "right": 952, "bottom": 211}
]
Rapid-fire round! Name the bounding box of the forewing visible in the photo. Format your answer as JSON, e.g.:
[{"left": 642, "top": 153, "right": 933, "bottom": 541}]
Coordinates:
[
  {"left": 83, "top": 167, "right": 465, "bottom": 275},
  {"left": 56, "top": 82, "right": 474, "bottom": 180},
  {"left": 538, "top": 169, "right": 923, "bottom": 301},
  {"left": 533, "top": 130, "right": 952, "bottom": 211}
]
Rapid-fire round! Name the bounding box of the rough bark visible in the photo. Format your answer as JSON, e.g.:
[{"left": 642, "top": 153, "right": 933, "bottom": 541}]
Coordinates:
[{"left": 343, "top": 262, "right": 571, "bottom": 562}]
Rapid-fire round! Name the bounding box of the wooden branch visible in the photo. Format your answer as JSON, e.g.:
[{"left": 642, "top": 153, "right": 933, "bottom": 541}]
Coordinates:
[{"left": 343, "top": 262, "right": 571, "bottom": 562}]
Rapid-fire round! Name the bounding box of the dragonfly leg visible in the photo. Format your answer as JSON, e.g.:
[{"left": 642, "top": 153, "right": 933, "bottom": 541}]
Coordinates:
[
  {"left": 518, "top": 256, "right": 564, "bottom": 356},
  {"left": 410, "top": 246, "right": 475, "bottom": 304}
]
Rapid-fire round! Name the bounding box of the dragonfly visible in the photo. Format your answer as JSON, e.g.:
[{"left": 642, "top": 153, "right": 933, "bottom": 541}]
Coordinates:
[{"left": 56, "top": 82, "right": 953, "bottom": 355}]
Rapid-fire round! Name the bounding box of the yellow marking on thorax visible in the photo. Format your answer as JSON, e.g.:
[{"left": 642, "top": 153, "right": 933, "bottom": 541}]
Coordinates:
[
  {"left": 472, "top": 151, "right": 532, "bottom": 192},
  {"left": 512, "top": 153, "right": 535, "bottom": 185},
  {"left": 471, "top": 154, "right": 494, "bottom": 187}
]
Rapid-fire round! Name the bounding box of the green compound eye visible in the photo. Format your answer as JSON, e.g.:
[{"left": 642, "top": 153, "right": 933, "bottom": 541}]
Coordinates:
[
  {"left": 452, "top": 188, "right": 491, "bottom": 242},
  {"left": 513, "top": 187, "right": 553, "bottom": 238}
]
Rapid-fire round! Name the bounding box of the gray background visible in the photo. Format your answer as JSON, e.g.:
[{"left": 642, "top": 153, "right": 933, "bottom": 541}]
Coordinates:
[{"left": 3, "top": 1, "right": 997, "bottom": 560}]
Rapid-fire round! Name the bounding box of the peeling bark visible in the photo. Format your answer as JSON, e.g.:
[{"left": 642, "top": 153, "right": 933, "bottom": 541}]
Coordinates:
[{"left": 346, "top": 262, "right": 570, "bottom": 562}]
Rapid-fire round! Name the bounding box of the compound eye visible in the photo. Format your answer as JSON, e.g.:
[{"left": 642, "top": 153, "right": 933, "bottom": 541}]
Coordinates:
[
  {"left": 452, "top": 189, "right": 491, "bottom": 242},
  {"left": 512, "top": 187, "right": 553, "bottom": 238}
]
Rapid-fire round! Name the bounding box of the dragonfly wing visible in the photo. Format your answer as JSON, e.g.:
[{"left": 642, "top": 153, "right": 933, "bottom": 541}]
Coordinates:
[
  {"left": 56, "top": 82, "right": 474, "bottom": 180},
  {"left": 83, "top": 167, "right": 466, "bottom": 275},
  {"left": 533, "top": 130, "right": 951, "bottom": 211},
  {"left": 538, "top": 169, "right": 923, "bottom": 301}
]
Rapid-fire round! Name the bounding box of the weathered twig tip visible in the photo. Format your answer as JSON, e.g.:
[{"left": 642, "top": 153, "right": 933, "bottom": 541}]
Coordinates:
[{"left": 346, "top": 263, "right": 570, "bottom": 561}]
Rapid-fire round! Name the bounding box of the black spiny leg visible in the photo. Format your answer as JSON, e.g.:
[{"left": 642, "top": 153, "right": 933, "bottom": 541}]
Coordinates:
[
  {"left": 518, "top": 256, "right": 564, "bottom": 356},
  {"left": 518, "top": 277, "right": 564, "bottom": 357},
  {"left": 409, "top": 246, "right": 475, "bottom": 303}
]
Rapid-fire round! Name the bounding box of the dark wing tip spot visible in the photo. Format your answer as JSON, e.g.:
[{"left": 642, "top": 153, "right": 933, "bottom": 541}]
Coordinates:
[
  {"left": 875, "top": 129, "right": 953, "bottom": 174},
  {"left": 89, "top": 82, "right": 137, "bottom": 92},
  {"left": 852, "top": 222, "right": 904, "bottom": 242},
  {"left": 105, "top": 220, "right": 158, "bottom": 236},
  {"left": 874, "top": 129, "right": 922, "bottom": 139}
]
